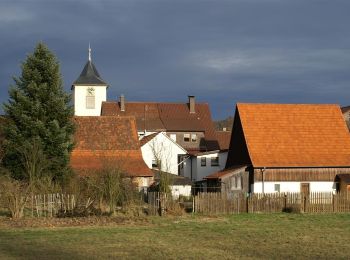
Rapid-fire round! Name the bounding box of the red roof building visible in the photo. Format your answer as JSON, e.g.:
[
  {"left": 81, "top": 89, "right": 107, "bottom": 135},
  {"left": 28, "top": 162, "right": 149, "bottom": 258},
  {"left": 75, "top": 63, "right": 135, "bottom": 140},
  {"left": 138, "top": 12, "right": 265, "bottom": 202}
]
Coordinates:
[
  {"left": 71, "top": 116, "right": 153, "bottom": 187},
  {"left": 207, "top": 103, "right": 350, "bottom": 194}
]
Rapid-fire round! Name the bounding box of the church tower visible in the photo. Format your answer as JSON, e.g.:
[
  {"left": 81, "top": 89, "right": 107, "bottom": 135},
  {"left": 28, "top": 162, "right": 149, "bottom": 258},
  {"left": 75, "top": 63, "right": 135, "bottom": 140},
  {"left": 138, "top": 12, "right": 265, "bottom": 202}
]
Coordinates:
[{"left": 72, "top": 45, "right": 108, "bottom": 116}]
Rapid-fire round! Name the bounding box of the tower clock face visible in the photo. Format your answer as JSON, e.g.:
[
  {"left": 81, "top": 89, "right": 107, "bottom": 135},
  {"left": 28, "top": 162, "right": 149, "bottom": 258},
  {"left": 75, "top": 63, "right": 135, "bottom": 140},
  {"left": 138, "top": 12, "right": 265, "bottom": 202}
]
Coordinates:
[{"left": 87, "top": 87, "right": 95, "bottom": 95}]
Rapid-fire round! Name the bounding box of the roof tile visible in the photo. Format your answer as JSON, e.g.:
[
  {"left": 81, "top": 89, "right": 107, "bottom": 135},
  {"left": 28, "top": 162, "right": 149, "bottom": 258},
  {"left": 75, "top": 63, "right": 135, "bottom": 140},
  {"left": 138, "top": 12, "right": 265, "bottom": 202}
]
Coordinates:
[
  {"left": 235, "top": 103, "right": 350, "bottom": 167},
  {"left": 71, "top": 116, "right": 153, "bottom": 177}
]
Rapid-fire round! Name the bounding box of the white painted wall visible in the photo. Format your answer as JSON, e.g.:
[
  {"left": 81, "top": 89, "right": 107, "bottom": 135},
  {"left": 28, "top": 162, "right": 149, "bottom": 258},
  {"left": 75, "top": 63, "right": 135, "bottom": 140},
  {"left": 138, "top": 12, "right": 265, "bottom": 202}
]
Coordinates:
[
  {"left": 141, "top": 132, "right": 187, "bottom": 175},
  {"left": 73, "top": 85, "right": 107, "bottom": 116},
  {"left": 181, "top": 157, "right": 192, "bottom": 179},
  {"left": 193, "top": 152, "right": 228, "bottom": 182},
  {"left": 170, "top": 185, "right": 192, "bottom": 199},
  {"left": 252, "top": 181, "right": 336, "bottom": 193}
]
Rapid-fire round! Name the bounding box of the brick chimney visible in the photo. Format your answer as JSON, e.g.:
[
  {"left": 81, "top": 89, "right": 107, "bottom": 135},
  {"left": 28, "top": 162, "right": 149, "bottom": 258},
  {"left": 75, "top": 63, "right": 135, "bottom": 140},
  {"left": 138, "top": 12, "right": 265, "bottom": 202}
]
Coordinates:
[
  {"left": 120, "top": 94, "right": 125, "bottom": 112},
  {"left": 188, "top": 95, "right": 195, "bottom": 113}
]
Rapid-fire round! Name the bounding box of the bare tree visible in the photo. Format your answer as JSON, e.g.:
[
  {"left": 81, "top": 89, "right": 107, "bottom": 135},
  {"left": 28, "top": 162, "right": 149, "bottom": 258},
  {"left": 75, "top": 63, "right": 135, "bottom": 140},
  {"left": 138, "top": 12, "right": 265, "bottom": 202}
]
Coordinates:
[
  {"left": 148, "top": 136, "right": 174, "bottom": 194},
  {"left": 78, "top": 151, "right": 140, "bottom": 216},
  {"left": 0, "top": 140, "right": 55, "bottom": 219},
  {"left": 0, "top": 175, "right": 28, "bottom": 218}
]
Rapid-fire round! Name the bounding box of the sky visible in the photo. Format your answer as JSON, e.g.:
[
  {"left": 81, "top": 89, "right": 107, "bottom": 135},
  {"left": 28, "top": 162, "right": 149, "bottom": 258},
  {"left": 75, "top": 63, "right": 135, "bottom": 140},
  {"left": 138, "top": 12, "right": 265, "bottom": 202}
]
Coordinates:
[{"left": 1, "top": 0, "right": 350, "bottom": 120}]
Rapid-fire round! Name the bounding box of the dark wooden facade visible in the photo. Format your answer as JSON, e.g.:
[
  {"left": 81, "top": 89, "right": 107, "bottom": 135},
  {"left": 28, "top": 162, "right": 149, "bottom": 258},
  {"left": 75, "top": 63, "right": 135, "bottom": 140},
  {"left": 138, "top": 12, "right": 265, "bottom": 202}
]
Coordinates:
[{"left": 253, "top": 168, "right": 350, "bottom": 182}]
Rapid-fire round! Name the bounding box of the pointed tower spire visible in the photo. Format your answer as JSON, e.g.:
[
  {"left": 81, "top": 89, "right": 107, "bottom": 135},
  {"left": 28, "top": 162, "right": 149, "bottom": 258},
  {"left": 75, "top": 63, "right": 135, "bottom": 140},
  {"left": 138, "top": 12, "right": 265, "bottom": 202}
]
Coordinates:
[{"left": 88, "top": 43, "right": 92, "bottom": 61}]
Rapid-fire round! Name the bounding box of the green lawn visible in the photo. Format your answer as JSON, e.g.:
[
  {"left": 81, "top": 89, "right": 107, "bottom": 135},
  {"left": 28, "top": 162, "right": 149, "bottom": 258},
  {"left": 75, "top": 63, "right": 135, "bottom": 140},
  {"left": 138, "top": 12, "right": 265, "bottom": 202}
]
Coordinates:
[{"left": 0, "top": 214, "right": 349, "bottom": 259}]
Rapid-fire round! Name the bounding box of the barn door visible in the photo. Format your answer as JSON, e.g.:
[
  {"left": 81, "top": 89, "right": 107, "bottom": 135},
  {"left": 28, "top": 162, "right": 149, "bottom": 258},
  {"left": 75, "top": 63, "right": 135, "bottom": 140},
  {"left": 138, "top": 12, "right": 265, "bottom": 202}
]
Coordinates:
[{"left": 301, "top": 183, "right": 310, "bottom": 195}]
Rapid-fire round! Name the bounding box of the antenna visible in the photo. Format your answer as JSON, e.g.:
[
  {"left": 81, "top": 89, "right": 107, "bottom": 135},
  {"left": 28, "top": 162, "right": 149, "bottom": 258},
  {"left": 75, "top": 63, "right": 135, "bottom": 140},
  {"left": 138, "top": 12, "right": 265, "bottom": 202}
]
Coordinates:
[{"left": 88, "top": 43, "right": 92, "bottom": 61}]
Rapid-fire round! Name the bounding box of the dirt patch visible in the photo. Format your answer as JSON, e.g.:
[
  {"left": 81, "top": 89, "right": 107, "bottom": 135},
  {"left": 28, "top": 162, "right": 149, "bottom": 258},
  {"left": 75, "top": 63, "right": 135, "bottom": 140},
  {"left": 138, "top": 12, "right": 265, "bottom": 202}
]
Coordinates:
[{"left": 0, "top": 215, "right": 150, "bottom": 229}]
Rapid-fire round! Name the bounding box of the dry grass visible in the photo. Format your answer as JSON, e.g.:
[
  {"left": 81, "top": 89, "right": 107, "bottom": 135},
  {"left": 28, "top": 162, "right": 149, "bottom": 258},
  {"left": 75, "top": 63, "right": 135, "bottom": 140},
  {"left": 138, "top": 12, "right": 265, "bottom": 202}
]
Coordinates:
[{"left": 0, "top": 213, "right": 349, "bottom": 259}]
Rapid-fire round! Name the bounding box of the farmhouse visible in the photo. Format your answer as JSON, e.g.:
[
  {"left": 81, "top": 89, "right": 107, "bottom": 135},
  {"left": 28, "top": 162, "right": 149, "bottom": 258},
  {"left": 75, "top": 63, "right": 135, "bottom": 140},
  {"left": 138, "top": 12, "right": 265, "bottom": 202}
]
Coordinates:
[
  {"left": 207, "top": 103, "right": 350, "bottom": 194},
  {"left": 71, "top": 116, "right": 153, "bottom": 189}
]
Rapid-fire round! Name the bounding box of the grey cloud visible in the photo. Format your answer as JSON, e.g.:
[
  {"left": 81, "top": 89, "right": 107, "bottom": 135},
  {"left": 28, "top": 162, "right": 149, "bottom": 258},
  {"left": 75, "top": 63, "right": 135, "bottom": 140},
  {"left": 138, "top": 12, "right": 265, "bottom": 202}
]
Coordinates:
[{"left": 1, "top": 0, "right": 350, "bottom": 119}]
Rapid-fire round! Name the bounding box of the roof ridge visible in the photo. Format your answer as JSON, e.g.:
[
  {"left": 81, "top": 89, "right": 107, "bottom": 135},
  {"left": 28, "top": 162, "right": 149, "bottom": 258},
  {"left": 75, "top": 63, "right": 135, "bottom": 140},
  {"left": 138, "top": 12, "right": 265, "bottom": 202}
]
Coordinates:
[
  {"left": 237, "top": 102, "right": 340, "bottom": 106},
  {"left": 102, "top": 100, "right": 209, "bottom": 105}
]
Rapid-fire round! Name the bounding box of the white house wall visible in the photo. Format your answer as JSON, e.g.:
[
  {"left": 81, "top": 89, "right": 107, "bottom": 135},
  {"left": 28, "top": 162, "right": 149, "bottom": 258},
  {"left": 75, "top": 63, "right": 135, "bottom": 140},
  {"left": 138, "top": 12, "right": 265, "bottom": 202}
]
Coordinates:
[
  {"left": 252, "top": 181, "right": 336, "bottom": 193},
  {"left": 193, "top": 152, "right": 228, "bottom": 182},
  {"left": 141, "top": 133, "right": 187, "bottom": 175},
  {"left": 74, "top": 85, "right": 107, "bottom": 116},
  {"left": 170, "top": 185, "right": 192, "bottom": 199}
]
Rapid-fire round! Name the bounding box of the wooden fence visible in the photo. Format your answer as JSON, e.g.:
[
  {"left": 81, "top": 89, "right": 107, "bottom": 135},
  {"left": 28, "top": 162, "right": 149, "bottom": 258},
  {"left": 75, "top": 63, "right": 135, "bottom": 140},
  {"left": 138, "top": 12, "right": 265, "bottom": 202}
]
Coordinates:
[
  {"left": 147, "top": 192, "right": 187, "bottom": 216},
  {"left": 194, "top": 192, "right": 350, "bottom": 214},
  {"left": 30, "top": 194, "right": 76, "bottom": 217}
]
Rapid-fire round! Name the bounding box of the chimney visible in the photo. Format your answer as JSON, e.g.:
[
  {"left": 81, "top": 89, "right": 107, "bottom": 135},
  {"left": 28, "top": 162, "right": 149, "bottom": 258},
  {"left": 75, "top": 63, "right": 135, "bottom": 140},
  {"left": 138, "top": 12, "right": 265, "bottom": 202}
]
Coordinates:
[
  {"left": 188, "top": 95, "right": 195, "bottom": 113},
  {"left": 119, "top": 94, "right": 125, "bottom": 112}
]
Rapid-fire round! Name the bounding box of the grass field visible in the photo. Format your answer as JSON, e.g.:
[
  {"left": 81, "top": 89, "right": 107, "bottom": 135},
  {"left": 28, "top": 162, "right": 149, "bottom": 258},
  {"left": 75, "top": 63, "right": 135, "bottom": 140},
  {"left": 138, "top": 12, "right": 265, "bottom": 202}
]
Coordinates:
[{"left": 0, "top": 214, "right": 349, "bottom": 259}]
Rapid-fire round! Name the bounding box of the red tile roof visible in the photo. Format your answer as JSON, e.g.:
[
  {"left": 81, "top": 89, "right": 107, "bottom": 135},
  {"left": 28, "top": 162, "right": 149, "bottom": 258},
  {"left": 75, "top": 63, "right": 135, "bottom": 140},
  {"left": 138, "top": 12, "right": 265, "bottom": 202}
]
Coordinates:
[
  {"left": 71, "top": 116, "right": 153, "bottom": 177},
  {"left": 102, "top": 102, "right": 165, "bottom": 131},
  {"left": 139, "top": 132, "right": 158, "bottom": 146},
  {"left": 231, "top": 103, "right": 350, "bottom": 168},
  {"left": 101, "top": 101, "right": 219, "bottom": 151},
  {"left": 216, "top": 131, "right": 231, "bottom": 150}
]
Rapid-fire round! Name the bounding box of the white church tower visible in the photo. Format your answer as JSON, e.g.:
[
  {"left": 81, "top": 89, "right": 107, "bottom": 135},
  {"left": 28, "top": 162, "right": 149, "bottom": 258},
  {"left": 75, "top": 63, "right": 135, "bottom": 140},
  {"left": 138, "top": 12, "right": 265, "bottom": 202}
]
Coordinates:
[{"left": 72, "top": 45, "right": 108, "bottom": 116}]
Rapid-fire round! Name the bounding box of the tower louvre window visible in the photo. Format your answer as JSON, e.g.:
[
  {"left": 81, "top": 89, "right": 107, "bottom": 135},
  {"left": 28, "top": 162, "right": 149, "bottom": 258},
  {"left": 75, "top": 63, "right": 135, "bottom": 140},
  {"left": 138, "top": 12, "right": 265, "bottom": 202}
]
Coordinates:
[{"left": 86, "top": 96, "right": 95, "bottom": 109}]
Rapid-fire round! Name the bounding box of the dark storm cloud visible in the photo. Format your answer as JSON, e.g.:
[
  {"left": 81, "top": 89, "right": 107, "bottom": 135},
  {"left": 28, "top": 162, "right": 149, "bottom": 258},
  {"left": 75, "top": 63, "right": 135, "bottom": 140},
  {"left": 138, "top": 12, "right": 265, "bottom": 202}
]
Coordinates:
[{"left": 1, "top": 0, "right": 350, "bottom": 119}]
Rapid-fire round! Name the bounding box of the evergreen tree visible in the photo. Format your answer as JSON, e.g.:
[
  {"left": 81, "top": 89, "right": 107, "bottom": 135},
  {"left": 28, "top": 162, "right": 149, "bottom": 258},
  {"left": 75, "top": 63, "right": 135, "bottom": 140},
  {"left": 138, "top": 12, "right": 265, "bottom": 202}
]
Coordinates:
[{"left": 2, "top": 42, "right": 75, "bottom": 181}]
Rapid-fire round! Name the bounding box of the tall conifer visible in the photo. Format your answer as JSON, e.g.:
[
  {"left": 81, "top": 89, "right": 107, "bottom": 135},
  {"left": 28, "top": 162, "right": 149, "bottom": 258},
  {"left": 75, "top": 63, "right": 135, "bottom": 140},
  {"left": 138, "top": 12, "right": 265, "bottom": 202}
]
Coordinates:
[{"left": 3, "top": 42, "right": 75, "bottom": 181}]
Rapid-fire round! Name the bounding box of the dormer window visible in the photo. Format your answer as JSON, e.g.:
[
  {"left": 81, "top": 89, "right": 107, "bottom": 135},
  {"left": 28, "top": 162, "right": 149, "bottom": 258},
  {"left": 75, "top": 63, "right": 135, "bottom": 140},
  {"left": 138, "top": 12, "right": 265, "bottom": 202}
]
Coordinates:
[
  {"left": 184, "top": 133, "right": 190, "bottom": 142},
  {"left": 86, "top": 87, "right": 95, "bottom": 109},
  {"left": 191, "top": 134, "right": 197, "bottom": 142}
]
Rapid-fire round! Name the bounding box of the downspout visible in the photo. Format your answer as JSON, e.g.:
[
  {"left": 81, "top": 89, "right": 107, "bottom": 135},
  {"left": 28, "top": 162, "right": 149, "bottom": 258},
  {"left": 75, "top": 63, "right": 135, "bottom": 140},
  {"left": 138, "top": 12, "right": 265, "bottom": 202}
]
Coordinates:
[{"left": 190, "top": 156, "right": 193, "bottom": 182}]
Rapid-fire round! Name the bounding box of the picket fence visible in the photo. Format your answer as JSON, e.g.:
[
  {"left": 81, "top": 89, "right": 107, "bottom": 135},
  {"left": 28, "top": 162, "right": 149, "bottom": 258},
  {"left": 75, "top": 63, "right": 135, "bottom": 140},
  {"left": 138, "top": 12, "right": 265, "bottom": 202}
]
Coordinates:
[
  {"left": 194, "top": 192, "right": 350, "bottom": 214},
  {"left": 30, "top": 194, "right": 76, "bottom": 217}
]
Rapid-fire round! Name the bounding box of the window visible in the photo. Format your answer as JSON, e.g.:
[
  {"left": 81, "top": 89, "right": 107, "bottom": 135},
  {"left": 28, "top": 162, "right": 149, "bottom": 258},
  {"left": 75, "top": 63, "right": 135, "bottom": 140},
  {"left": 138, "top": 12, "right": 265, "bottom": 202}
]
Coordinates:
[
  {"left": 152, "top": 159, "right": 160, "bottom": 169},
  {"left": 274, "top": 184, "right": 280, "bottom": 192},
  {"left": 200, "top": 157, "right": 206, "bottom": 167},
  {"left": 184, "top": 133, "right": 190, "bottom": 142},
  {"left": 236, "top": 176, "right": 241, "bottom": 189},
  {"left": 191, "top": 134, "right": 197, "bottom": 142},
  {"left": 231, "top": 177, "right": 236, "bottom": 190},
  {"left": 170, "top": 134, "right": 176, "bottom": 141},
  {"left": 86, "top": 96, "right": 95, "bottom": 109},
  {"left": 211, "top": 157, "right": 219, "bottom": 166}
]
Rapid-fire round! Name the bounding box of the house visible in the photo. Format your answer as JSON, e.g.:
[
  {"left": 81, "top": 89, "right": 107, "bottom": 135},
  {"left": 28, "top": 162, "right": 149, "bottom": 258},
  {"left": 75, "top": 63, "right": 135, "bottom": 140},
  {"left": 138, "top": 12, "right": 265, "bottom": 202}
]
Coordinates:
[
  {"left": 150, "top": 170, "right": 192, "bottom": 199},
  {"left": 101, "top": 98, "right": 228, "bottom": 181},
  {"left": 207, "top": 103, "right": 350, "bottom": 194},
  {"left": 188, "top": 150, "right": 228, "bottom": 185},
  {"left": 71, "top": 116, "right": 154, "bottom": 189},
  {"left": 140, "top": 132, "right": 188, "bottom": 175}
]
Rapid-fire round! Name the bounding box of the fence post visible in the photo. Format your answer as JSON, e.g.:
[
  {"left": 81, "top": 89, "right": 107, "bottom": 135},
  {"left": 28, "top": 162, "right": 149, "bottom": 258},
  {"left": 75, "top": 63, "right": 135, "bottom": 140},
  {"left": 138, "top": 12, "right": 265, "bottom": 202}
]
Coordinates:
[
  {"left": 192, "top": 195, "right": 195, "bottom": 213},
  {"left": 303, "top": 195, "right": 307, "bottom": 213},
  {"left": 246, "top": 194, "right": 249, "bottom": 213}
]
